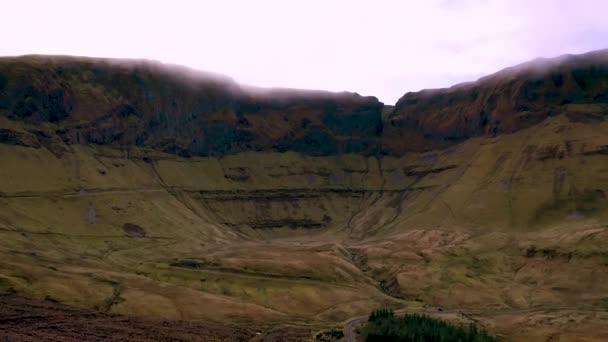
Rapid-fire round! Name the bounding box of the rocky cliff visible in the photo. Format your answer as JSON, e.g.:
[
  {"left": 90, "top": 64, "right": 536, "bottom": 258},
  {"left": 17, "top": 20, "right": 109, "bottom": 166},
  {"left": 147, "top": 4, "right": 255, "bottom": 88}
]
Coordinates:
[
  {"left": 384, "top": 49, "right": 608, "bottom": 153},
  {"left": 0, "top": 56, "right": 383, "bottom": 157},
  {"left": 1, "top": 50, "right": 607, "bottom": 158}
]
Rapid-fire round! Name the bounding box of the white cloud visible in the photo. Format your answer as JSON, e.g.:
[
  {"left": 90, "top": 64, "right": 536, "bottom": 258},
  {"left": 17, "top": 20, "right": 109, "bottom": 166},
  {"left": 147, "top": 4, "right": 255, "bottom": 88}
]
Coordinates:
[{"left": 1, "top": 0, "right": 606, "bottom": 103}]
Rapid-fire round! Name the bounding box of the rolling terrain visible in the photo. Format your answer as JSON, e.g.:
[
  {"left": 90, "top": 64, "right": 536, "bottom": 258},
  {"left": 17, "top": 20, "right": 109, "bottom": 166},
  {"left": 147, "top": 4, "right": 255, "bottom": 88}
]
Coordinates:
[{"left": 0, "top": 50, "right": 607, "bottom": 341}]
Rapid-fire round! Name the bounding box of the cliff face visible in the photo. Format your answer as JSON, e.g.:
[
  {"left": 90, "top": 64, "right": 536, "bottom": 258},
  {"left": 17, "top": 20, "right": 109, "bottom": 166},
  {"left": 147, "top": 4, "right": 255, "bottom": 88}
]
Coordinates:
[
  {"left": 0, "top": 56, "right": 383, "bottom": 157},
  {"left": 1, "top": 51, "right": 607, "bottom": 158},
  {"left": 384, "top": 49, "right": 608, "bottom": 153}
]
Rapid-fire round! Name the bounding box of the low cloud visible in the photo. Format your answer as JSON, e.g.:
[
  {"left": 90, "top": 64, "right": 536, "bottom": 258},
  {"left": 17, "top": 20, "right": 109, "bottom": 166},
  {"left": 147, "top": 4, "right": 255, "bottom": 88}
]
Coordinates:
[{"left": 1, "top": 0, "right": 606, "bottom": 104}]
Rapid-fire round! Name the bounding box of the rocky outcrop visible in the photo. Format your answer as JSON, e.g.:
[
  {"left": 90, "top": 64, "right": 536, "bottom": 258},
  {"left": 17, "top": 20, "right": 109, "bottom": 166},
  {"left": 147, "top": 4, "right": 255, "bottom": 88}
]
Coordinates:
[
  {"left": 384, "top": 49, "right": 608, "bottom": 153},
  {"left": 0, "top": 56, "right": 383, "bottom": 157},
  {"left": 1, "top": 50, "right": 607, "bottom": 157}
]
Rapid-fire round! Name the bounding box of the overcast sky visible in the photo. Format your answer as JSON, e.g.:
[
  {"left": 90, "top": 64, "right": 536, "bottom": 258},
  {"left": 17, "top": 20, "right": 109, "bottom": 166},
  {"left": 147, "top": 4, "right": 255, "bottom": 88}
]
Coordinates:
[{"left": 1, "top": 0, "right": 607, "bottom": 104}]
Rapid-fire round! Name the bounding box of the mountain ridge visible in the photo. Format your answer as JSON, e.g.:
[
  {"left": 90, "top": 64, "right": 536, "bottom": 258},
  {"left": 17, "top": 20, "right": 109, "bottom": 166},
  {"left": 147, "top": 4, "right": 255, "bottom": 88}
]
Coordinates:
[{"left": 1, "top": 49, "right": 607, "bottom": 158}]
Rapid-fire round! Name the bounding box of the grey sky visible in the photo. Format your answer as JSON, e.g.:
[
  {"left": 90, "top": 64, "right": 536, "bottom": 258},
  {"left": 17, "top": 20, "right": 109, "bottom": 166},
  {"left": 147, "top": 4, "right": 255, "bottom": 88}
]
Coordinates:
[{"left": 1, "top": 0, "right": 607, "bottom": 104}]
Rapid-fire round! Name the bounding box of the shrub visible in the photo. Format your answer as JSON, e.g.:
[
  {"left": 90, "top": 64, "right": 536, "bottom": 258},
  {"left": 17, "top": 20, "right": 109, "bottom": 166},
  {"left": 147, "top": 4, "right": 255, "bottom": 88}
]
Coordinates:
[{"left": 365, "top": 310, "right": 496, "bottom": 342}]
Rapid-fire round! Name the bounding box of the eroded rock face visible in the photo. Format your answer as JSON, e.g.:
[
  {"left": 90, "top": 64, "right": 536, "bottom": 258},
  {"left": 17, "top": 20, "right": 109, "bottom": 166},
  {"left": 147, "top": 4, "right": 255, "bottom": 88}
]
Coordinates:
[
  {"left": 384, "top": 49, "right": 608, "bottom": 154},
  {"left": 0, "top": 50, "right": 607, "bottom": 157},
  {"left": 0, "top": 56, "right": 383, "bottom": 156}
]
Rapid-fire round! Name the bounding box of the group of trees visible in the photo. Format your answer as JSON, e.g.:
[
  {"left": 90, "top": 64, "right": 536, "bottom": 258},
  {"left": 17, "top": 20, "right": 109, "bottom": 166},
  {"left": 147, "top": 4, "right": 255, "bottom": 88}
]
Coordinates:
[{"left": 365, "top": 309, "right": 496, "bottom": 342}]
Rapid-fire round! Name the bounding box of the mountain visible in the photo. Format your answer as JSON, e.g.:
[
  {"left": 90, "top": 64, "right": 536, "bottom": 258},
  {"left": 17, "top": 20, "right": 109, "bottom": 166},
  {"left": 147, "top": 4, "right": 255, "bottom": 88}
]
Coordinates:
[
  {"left": 0, "top": 50, "right": 607, "bottom": 341},
  {"left": 2, "top": 51, "right": 607, "bottom": 157},
  {"left": 384, "top": 49, "right": 608, "bottom": 153},
  {"left": 0, "top": 55, "right": 383, "bottom": 157}
]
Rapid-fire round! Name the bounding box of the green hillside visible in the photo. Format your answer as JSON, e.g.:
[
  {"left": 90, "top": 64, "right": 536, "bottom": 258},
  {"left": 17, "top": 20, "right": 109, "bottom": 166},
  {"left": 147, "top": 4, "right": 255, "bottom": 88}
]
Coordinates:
[{"left": 0, "top": 51, "right": 607, "bottom": 341}]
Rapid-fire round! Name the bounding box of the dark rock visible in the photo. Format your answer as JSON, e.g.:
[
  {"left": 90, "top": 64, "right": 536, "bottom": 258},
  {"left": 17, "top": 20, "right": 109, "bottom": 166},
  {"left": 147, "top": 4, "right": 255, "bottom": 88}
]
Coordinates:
[
  {"left": 248, "top": 219, "right": 323, "bottom": 229},
  {"left": 0, "top": 128, "right": 40, "bottom": 148},
  {"left": 122, "top": 223, "right": 146, "bottom": 238},
  {"left": 0, "top": 128, "right": 23, "bottom": 145}
]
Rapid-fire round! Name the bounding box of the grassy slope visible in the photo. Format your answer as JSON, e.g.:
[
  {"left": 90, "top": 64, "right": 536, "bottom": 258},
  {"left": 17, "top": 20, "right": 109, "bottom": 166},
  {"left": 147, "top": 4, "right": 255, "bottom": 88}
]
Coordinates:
[{"left": 0, "top": 112, "right": 607, "bottom": 339}]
